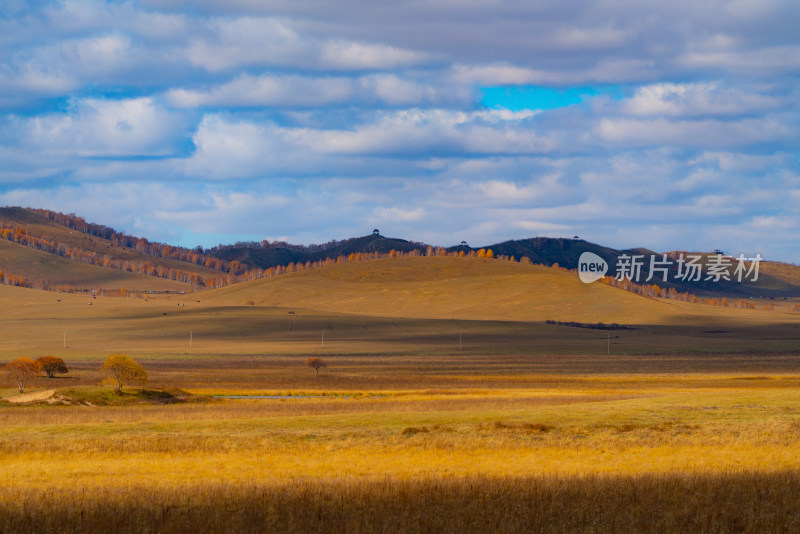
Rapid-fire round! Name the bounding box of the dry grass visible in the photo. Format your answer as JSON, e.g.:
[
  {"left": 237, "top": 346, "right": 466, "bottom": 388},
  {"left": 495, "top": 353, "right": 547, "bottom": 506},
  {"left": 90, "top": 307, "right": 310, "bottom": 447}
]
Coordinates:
[
  {"left": 2, "top": 369, "right": 800, "bottom": 532},
  {"left": 0, "top": 239, "right": 191, "bottom": 291},
  {"left": 2, "top": 257, "right": 800, "bottom": 532},
  {"left": 1, "top": 283, "right": 800, "bottom": 363},
  {"left": 3, "top": 472, "right": 800, "bottom": 534},
  {"left": 196, "top": 256, "right": 800, "bottom": 325},
  {"left": 2, "top": 383, "right": 800, "bottom": 532}
]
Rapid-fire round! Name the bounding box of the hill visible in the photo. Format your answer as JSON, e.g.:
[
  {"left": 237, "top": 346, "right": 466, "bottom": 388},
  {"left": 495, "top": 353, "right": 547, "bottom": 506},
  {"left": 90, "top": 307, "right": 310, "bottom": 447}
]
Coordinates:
[
  {"left": 210, "top": 231, "right": 424, "bottom": 269},
  {"left": 0, "top": 238, "right": 191, "bottom": 291},
  {"left": 0, "top": 255, "right": 798, "bottom": 364},
  {"left": 199, "top": 255, "right": 795, "bottom": 325},
  {"left": 0, "top": 207, "right": 224, "bottom": 291},
  {"left": 2, "top": 206, "right": 799, "bottom": 299},
  {"left": 212, "top": 234, "right": 800, "bottom": 299}
]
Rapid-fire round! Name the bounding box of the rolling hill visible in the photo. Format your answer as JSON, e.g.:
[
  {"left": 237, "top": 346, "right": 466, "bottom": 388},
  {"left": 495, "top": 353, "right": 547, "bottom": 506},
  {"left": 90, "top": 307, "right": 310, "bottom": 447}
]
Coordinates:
[
  {"left": 210, "top": 231, "right": 424, "bottom": 268},
  {"left": 198, "top": 255, "right": 798, "bottom": 325},
  {"left": 0, "top": 239, "right": 191, "bottom": 291},
  {"left": 0, "top": 207, "right": 223, "bottom": 291},
  {"left": 211, "top": 233, "right": 800, "bottom": 299},
  {"left": 1, "top": 206, "right": 799, "bottom": 299},
  {"left": 0, "top": 254, "right": 798, "bottom": 364}
]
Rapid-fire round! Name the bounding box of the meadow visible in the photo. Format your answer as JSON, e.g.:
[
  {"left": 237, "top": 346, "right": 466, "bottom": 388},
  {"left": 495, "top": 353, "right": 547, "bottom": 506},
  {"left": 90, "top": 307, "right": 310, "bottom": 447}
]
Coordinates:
[{"left": 2, "top": 256, "right": 800, "bottom": 532}]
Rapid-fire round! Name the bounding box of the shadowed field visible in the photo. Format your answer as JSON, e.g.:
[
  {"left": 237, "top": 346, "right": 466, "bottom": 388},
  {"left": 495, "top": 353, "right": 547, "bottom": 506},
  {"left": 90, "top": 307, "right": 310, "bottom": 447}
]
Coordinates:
[{"left": 1, "top": 257, "right": 799, "bottom": 363}]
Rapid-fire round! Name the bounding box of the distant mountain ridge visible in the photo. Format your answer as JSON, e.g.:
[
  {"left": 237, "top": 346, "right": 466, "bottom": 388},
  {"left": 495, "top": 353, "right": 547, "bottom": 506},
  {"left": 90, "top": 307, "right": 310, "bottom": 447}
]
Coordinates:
[
  {"left": 210, "top": 233, "right": 800, "bottom": 299},
  {"left": 0, "top": 206, "right": 798, "bottom": 298},
  {"left": 209, "top": 232, "right": 425, "bottom": 269}
]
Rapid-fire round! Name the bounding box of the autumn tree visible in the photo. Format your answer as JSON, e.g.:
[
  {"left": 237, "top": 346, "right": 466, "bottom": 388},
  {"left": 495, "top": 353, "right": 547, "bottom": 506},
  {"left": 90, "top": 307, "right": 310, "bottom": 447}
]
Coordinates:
[
  {"left": 37, "top": 356, "right": 69, "bottom": 378},
  {"left": 306, "top": 357, "right": 327, "bottom": 377},
  {"left": 101, "top": 354, "right": 148, "bottom": 393},
  {"left": 3, "top": 358, "right": 41, "bottom": 393}
]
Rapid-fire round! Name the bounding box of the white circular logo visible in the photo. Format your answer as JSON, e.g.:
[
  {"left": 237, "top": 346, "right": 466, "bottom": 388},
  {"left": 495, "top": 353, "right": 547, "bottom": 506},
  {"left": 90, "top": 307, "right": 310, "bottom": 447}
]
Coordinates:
[{"left": 578, "top": 252, "right": 608, "bottom": 283}]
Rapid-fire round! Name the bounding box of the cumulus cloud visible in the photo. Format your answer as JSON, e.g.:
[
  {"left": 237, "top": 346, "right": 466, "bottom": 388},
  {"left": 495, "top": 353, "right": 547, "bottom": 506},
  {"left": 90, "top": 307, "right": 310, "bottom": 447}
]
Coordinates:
[
  {"left": 167, "top": 74, "right": 357, "bottom": 108},
  {"left": 19, "top": 97, "right": 189, "bottom": 158},
  {"left": 0, "top": 0, "right": 798, "bottom": 261},
  {"left": 165, "top": 73, "right": 466, "bottom": 108},
  {"left": 320, "top": 41, "right": 427, "bottom": 70},
  {"left": 595, "top": 115, "right": 798, "bottom": 149},
  {"left": 623, "top": 82, "right": 787, "bottom": 117},
  {"left": 182, "top": 16, "right": 427, "bottom": 73}
]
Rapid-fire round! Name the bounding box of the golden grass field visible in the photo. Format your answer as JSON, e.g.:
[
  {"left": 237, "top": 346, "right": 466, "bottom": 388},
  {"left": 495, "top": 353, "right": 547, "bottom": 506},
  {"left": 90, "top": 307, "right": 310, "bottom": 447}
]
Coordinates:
[{"left": 2, "top": 256, "right": 800, "bottom": 532}]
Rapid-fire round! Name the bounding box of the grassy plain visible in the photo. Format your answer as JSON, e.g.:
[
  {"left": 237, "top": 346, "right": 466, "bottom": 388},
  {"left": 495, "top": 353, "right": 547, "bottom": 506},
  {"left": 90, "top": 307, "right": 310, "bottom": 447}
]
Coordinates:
[{"left": 2, "top": 256, "right": 800, "bottom": 532}]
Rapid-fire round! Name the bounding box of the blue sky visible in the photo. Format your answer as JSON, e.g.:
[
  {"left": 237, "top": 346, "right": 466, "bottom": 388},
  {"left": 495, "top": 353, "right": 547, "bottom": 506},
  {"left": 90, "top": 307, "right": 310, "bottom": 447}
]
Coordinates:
[{"left": 0, "top": 1, "right": 799, "bottom": 261}]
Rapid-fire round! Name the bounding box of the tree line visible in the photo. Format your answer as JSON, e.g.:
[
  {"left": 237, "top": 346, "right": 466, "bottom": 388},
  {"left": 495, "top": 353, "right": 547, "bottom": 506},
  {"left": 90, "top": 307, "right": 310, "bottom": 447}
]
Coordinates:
[
  {"left": 28, "top": 209, "right": 231, "bottom": 272},
  {"left": 2, "top": 212, "right": 793, "bottom": 312},
  {"left": 0, "top": 223, "right": 212, "bottom": 285}
]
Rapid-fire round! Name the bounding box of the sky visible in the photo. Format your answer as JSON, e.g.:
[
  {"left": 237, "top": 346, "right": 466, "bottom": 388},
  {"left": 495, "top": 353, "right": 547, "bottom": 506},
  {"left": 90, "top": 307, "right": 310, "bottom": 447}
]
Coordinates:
[{"left": 0, "top": 1, "right": 799, "bottom": 261}]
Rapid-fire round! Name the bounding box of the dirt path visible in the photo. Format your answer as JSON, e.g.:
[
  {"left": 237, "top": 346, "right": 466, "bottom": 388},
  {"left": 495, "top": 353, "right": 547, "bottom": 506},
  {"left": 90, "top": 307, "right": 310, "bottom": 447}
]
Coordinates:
[{"left": 5, "top": 389, "right": 56, "bottom": 404}]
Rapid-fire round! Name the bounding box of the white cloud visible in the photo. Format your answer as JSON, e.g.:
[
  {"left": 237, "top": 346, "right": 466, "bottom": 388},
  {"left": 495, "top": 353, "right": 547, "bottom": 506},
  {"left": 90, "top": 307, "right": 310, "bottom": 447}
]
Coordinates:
[
  {"left": 184, "top": 17, "right": 309, "bottom": 72},
  {"left": 185, "top": 115, "right": 282, "bottom": 179},
  {"left": 694, "top": 151, "right": 790, "bottom": 173},
  {"left": 370, "top": 206, "right": 425, "bottom": 222},
  {"left": 167, "top": 74, "right": 356, "bottom": 108},
  {"left": 553, "top": 26, "right": 630, "bottom": 49},
  {"left": 182, "top": 17, "right": 426, "bottom": 73},
  {"left": 595, "top": 115, "right": 797, "bottom": 148},
  {"left": 165, "top": 73, "right": 465, "bottom": 108},
  {"left": 450, "top": 58, "right": 655, "bottom": 86},
  {"left": 321, "top": 41, "right": 426, "bottom": 70},
  {"left": 680, "top": 46, "right": 800, "bottom": 72},
  {"left": 623, "top": 82, "right": 786, "bottom": 116},
  {"left": 0, "top": 0, "right": 799, "bottom": 262},
  {"left": 450, "top": 63, "right": 546, "bottom": 85},
  {"left": 21, "top": 97, "right": 189, "bottom": 157}
]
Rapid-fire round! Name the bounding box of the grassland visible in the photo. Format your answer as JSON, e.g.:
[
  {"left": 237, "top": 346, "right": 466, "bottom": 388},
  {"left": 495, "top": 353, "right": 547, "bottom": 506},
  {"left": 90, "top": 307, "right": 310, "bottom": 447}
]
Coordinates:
[
  {"left": 0, "top": 239, "right": 192, "bottom": 291},
  {"left": 201, "top": 256, "right": 800, "bottom": 324},
  {"left": 0, "top": 206, "right": 219, "bottom": 290},
  {"left": 2, "top": 256, "right": 800, "bottom": 532},
  {"left": 3, "top": 370, "right": 800, "bottom": 532}
]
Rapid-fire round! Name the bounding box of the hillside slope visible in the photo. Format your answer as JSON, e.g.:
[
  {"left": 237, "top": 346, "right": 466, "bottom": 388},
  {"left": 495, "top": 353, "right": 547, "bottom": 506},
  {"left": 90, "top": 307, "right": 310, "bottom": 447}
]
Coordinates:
[
  {"left": 0, "top": 239, "right": 191, "bottom": 291},
  {"left": 210, "top": 233, "right": 800, "bottom": 299},
  {"left": 0, "top": 207, "right": 222, "bottom": 290},
  {"left": 199, "top": 256, "right": 793, "bottom": 325}
]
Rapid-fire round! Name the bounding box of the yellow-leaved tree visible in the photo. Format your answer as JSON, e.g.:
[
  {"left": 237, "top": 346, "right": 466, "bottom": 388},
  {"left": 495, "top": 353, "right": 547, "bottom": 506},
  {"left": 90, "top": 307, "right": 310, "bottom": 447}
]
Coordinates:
[
  {"left": 3, "top": 358, "right": 41, "bottom": 393},
  {"left": 101, "top": 354, "right": 148, "bottom": 393}
]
